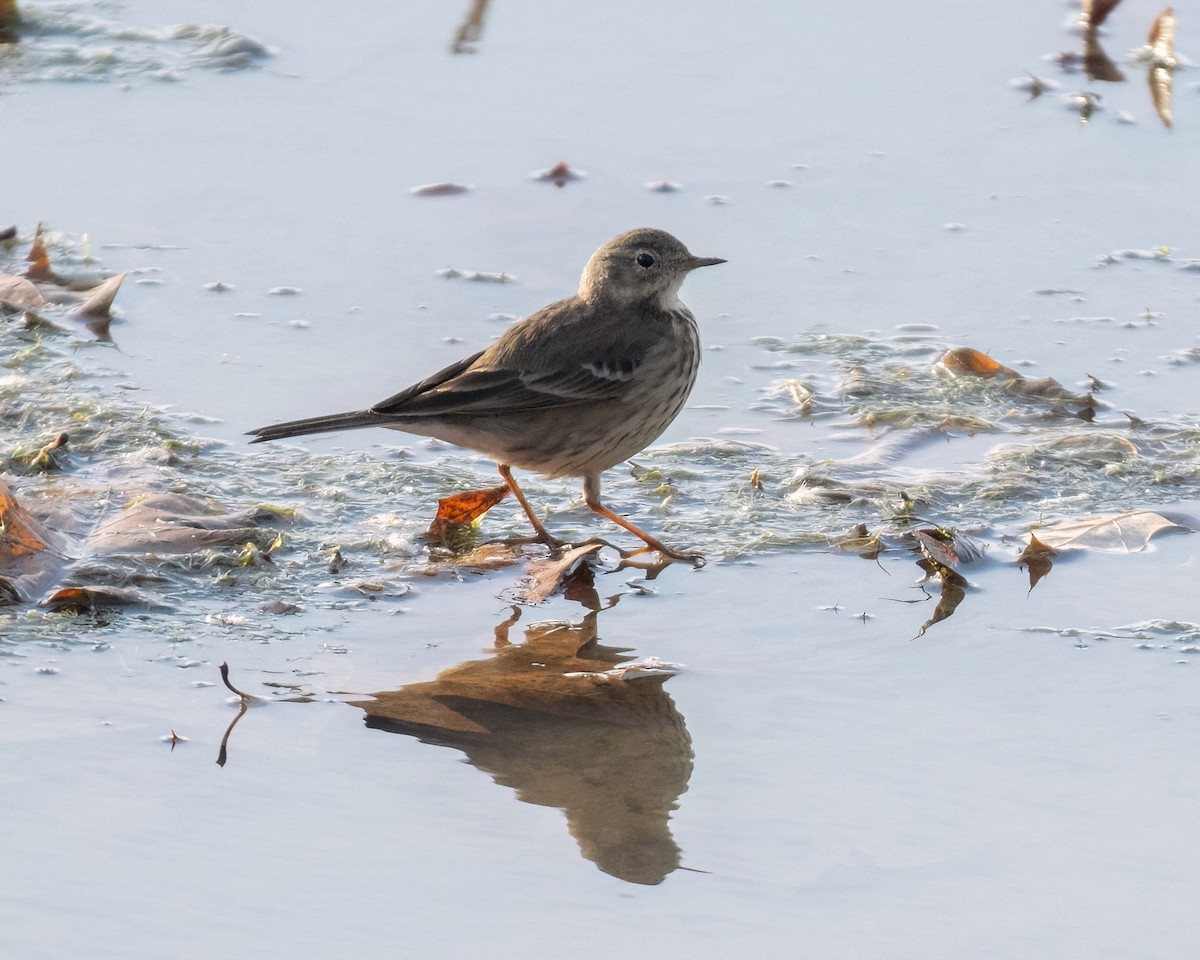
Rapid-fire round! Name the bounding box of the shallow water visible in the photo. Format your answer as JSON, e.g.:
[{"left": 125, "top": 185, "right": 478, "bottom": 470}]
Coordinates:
[{"left": 4, "top": 1, "right": 1200, "bottom": 957}]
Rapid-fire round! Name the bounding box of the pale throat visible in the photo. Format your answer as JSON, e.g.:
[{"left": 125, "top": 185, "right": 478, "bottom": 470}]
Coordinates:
[{"left": 654, "top": 276, "right": 686, "bottom": 312}]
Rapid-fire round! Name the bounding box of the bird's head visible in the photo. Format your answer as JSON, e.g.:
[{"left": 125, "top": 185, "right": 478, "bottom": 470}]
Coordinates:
[{"left": 579, "top": 228, "right": 724, "bottom": 308}]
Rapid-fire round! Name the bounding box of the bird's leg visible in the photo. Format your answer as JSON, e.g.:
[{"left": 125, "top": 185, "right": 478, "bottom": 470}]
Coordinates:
[
  {"left": 498, "top": 464, "right": 565, "bottom": 548},
  {"left": 583, "top": 475, "right": 705, "bottom": 567}
]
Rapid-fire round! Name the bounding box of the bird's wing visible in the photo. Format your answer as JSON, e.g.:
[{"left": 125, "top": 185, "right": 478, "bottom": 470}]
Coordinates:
[
  {"left": 369, "top": 351, "right": 486, "bottom": 413},
  {"left": 370, "top": 297, "right": 660, "bottom": 418}
]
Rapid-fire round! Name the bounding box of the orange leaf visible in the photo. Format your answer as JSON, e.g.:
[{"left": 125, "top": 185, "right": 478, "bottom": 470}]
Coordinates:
[
  {"left": 0, "top": 477, "right": 56, "bottom": 559},
  {"left": 25, "top": 224, "right": 53, "bottom": 282},
  {"left": 426, "top": 485, "right": 510, "bottom": 542},
  {"left": 937, "top": 347, "right": 1019, "bottom": 379}
]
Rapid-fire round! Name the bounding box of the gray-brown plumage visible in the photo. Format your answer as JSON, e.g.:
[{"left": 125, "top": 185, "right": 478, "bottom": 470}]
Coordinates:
[{"left": 248, "top": 228, "right": 724, "bottom": 561}]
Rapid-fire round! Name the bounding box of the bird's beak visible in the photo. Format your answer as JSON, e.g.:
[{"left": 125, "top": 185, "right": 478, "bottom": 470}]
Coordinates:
[{"left": 686, "top": 256, "right": 726, "bottom": 270}]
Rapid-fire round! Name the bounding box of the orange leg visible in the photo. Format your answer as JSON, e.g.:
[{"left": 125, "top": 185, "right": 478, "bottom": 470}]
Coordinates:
[
  {"left": 498, "top": 464, "right": 564, "bottom": 547},
  {"left": 583, "top": 475, "right": 704, "bottom": 566}
]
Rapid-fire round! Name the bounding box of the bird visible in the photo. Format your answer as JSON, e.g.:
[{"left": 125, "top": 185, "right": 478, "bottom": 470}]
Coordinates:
[{"left": 247, "top": 228, "right": 724, "bottom": 562}]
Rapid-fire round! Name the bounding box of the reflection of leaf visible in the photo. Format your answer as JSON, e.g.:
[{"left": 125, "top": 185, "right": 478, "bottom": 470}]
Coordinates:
[
  {"left": 1084, "top": 0, "right": 1125, "bottom": 29},
  {"left": 915, "top": 570, "right": 968, "bottom": 638},
  {"left": 1017, "top": 533, "right": 1057, "bottom": 592},
  {"left": 1147, "top": 7, "right": 1176, "bottom": 129},
  {"left": 1083, "top": 27, "right": 1125, "bottom": 82},
  {"left": 1032, "top": 510, "right": 1187, "bottom": 552},
  {"left": 426, "top": 484, "right": 510, "bottom": 546}
]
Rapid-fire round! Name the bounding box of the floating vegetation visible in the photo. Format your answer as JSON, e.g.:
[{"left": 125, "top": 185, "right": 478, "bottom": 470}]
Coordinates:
[
  {"left": 4, "top": 228, "right": 1198, "bottom": 645},
  {"left": 0, "top": 3, "right": 272, "bottom": 85}
]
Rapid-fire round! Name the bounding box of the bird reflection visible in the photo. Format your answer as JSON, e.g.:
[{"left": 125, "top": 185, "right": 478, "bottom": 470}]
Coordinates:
[{"left": 349, "top": 566, "right": 694, "bottom": 885}]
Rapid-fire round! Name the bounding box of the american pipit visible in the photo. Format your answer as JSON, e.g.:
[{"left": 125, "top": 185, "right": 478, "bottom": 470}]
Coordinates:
[{"left": 248, "top": 228, "right": 724, "bottom": 562}]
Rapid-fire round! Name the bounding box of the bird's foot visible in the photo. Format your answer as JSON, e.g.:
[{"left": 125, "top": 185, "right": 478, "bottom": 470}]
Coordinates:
[
  {"left": 618, "top": 542, "right": 706, "bottom": 569},
  {"left": 508, "top": 530, "right": 570, "bottom": 555}
]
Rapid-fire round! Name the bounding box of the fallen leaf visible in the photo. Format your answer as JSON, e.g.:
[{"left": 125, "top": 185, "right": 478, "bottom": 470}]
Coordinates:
[
  {"left": 88, "top": 493, "right": 285, "bottom": 555},
  {"left": 1031, "top": 510, "right": 1187, "bottom": 553},
  {"left": 25, "top": 224, "right": 53, "bottom": 282},
  {"left": 41, "top": 584, "right": 170, "bottom": 612},
  {"left": 914, "top": 528, "right": 982, "bottom": 579},
  {"left": 426, "top": 484, "right": 510, "bottom": 547},
  {"left": 519, "top": 543, "right": 604, "bottom": 603},
  {"left": 0, "top": 477, "right": 62, "bottom": 560},
  {"left": 1017, "top": 532, "right": 1057, "bottom": 592},
  {"left": 531, "top": 161, "right": 586, "bottom": 187},
  {"left": 0, "top": 271, "right": 47, "bottom": 310},
  {"left": 74, "top": 272, "right": 126, "bottom": 318},
  {"left": 937, "top": 347, "right": 1094, "bottom": 411},
  {"left": 938, "top": 347, "right": 1018, "bottom": 378}
]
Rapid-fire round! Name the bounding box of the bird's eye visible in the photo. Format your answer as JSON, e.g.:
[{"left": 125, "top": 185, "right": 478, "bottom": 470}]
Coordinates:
[{"left": 636, "top": 253, "right": 655, "bottom": 268}]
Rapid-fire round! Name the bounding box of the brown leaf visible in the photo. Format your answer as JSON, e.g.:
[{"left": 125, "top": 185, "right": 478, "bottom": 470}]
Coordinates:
[
  {"left": 519, "top": 543, "right": 604, "bottom": 603},
  {"left": 0, "top": 477, "right": 60, "bottom": 560},
  {"left": 1017, "top": 533, "right": 1057, "bottom": 592},
  {"left": 914, "top": 528, "right": 983, "bottom": 578},
  {"left": 531, "top": 161, "right": 586, "bottom": 187},
  {"left": 88, "top": 493, "right": 284, "bottom": 555},
  {"left": 426, "top": 484, "right": 510, "bottom": 545},
  {"left": 25, "top": 224, "right": 53, "bottom": 282},
  {"left": 1031, "top": 510, "right": 1187, "bottom": 553},
  {"left": 0, "top": 271, "right": 47, "bottom": 310},
  {"left": 74, "top": 272, "right": 125, "bottom": 319},
  {"left": 41, "top": 584, "right": 167, "bottom": 612}
]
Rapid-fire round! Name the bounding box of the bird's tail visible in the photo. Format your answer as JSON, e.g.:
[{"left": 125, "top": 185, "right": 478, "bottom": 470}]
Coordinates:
[{"left": 247, "top": 410, "right": 384, "bottom": 443}]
